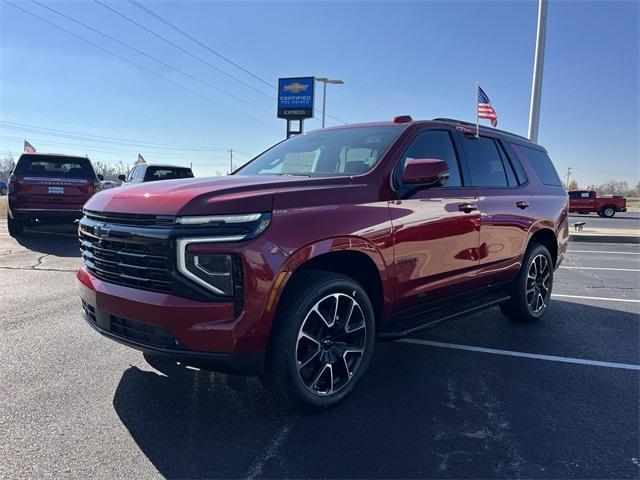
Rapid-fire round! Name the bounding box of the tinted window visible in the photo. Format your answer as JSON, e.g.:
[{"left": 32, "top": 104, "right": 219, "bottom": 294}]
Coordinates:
[
  {"left": 15, "top": 154, "right": 95, "bottom": 178},
  {"left": 516, "top": 145, "right": 563, "bottom": 186},
  {"left": 144, "top": 166, "right": 194, "bottom": 181},
  {"left": 462, "top": 136, "right": 511, "bottom": 187},
  {"left": 236, "top": 126, "right": 403, "bottom": 177},
  {"left": 399, "top": 130, "right": 462, "bottom": 187}
]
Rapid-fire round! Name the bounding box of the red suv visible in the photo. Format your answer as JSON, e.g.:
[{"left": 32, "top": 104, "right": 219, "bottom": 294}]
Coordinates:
[
  {"left": 77, "top": 117, "right": 568, "bottom": 410},
  {"left": 7, "top": 153, "right": 102, "bottom": 236}
]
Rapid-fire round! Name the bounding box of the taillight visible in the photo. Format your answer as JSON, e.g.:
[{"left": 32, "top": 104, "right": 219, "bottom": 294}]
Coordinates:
[{"left": 8, "top": 174, "right": 17, "bottom": 194}]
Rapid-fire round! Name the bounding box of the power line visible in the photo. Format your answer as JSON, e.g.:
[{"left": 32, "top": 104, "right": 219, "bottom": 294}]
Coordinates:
[
  {"left": 0, "top": 134, "right": 227, "bottom": 159},
  {"left": 30, "top": 0, "right": 274, "bottom": 117},
  {"left": 103, "top": 0, "right": 349, "bottom": 125},
  {"left": 94, "top": 0, "right": 274, "bottom": 99},
  {"left": 3, "top": 0, "right": 279, "bottom": 129},
  {"left": 127, "top": 0, "right": 275, "bottom": 90},
  {"left": 0, "top": 121, "right": 230, "bottom": 152}
]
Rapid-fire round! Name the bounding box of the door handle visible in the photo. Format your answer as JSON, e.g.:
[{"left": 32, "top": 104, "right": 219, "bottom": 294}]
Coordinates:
[
  {"left": 458, "top": 203, "right": 478, "bottom": 213},
  {"left": 516, "top": 201, "right": 530, "bottom": 209}
]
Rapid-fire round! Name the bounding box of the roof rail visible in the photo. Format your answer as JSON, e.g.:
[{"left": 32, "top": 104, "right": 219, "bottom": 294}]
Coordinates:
[{"left": 431, "top": 117, "right": 532, "bottom": 143}]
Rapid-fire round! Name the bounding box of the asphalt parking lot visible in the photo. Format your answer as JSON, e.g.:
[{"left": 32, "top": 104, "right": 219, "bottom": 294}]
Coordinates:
[
  {"left": 1, "top": 222, "right": 638, "bottom": 479},
  {"left": 568, "top": 211, "right": 640, "bottom": 230}
]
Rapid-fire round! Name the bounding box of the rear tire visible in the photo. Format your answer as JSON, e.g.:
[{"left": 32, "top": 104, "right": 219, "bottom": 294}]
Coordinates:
[
  {"left": 500, "top": 243, "right": 554, "bottom": 322},
  {"left": 261, "top": 270, "right": 375, "bottom": 411},
  {"left": 601, "top": 206, "right": 616, "bottom": 218},
  {"left": 7, "top": 216, "right": 24, "bottom": 237}
]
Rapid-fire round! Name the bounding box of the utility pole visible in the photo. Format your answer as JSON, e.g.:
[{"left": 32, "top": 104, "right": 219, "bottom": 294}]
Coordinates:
[
  {"left": 315, "top": 77, "right": 344, "bottom": 128},
  {"left": 566, "top": 167, "right": 572, "bottom": 189},
  {"left": 528, "top": 0, "right": 548, "bottom": 143},
  {"left": 228, "top": 149, "right": 233, "bottom": 174}
]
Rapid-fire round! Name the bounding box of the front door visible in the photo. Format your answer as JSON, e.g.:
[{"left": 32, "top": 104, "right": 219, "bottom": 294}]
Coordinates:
[{"left": 388, "top": 129, "right": 481, "bottom": 311}]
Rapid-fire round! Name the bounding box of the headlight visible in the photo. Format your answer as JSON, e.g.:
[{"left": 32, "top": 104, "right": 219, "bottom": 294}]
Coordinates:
[
  {"left": 176, "top": 237, "right": 238, "bottom": 296},
  {"left": 175, "top": 212, "right": 271, "bottom": 240},
  {"left": 176, "top": 213, "right": 262, "bottom": 225}
]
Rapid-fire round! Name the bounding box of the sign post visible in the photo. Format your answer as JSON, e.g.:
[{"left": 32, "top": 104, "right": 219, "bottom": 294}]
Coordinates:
[{"left": 277, "top": 77, "right": 315, "bottom": 138}]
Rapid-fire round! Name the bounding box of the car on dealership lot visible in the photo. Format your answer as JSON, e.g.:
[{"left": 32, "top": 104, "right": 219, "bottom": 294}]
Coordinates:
[
  {"left": 118, "top": 163, "right": 194, "bottom": 184},
  {"left": 77, "top": 117, "right": 568, "bottom": 410},
  {"left": 7, "top": 153, "right": 103, "bottom": 236},
  {"left": 568, "top": 190, "right": 627, "bottom": 217},
  {"left": 0, "top": 180, "right": 7, "bottom": 195}
]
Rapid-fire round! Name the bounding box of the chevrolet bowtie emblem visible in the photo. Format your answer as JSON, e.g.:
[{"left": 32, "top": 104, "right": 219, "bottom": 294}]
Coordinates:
[{"left": 283, "top": 82, "right": 309, "bottom": 94}]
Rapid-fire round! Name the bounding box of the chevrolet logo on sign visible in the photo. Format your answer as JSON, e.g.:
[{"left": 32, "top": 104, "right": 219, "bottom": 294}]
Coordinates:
[{"left": 283, "top": 82, "right": 309, "bottom": 94}]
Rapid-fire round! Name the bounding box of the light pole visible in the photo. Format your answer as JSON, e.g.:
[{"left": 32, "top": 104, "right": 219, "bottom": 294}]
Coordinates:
[
  {"left": 528, "top": 0, "right": 548, "bottom": 143},
  {"left": 316, "top": 77, "right": 344, "bottom": 128}
]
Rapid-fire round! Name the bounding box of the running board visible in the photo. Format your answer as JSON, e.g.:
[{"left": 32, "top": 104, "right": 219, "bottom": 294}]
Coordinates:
[{"left": 378, "top": 285, "right": 511, "bottom": 339}]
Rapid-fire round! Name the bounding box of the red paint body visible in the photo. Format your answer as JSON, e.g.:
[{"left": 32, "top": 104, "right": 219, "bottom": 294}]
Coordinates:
[
  {"left": 77, "top": 119, "right": 569, "bottom": 374},
  {"left": 568, "top": 190, "right": 627, "bottom": 215}
]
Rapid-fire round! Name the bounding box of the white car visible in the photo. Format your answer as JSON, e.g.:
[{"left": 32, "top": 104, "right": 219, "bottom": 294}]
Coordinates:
[{"left": 100, "top": 180, "right": 121, "bottom": 190}]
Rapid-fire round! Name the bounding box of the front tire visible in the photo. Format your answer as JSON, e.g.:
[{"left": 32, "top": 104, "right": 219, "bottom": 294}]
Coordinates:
[
  {"left": 500, "top": 243, "right": 554, "bottom": 322},
  {"left": 601, "top": 206, "right": 616, "bottom": 218},
  {"left": 7, "top": 216, "right": 24, "bottom": 236},
  {"left": 261, "top": 270, "right": 375, "bottom": 411}
]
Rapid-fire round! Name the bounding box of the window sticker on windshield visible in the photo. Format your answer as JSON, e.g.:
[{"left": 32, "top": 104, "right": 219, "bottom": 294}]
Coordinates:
[{"left": 364, "top": 136, "right": 384, "bottom": 144}]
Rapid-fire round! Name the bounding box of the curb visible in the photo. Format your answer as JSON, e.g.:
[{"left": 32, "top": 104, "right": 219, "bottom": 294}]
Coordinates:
[{"left": 569, "top": 234, "right": 640, "bottom": 244}]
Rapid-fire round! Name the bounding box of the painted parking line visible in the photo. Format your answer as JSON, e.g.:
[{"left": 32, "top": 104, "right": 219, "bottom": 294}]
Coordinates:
[
  {"left": 569, "top": 250, "right": 640, "bottom": 255},
  {"left": 398, "top": 338, "right": 640, "bottom": 371},
  {"left": 552, "top": 293, "right": 640, "bottom": 303},
  {"left": 559, "top": 266, "right": 640, "bottom": 272}
]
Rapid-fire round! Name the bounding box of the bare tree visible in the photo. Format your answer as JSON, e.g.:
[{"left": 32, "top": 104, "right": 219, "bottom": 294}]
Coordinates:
[
  {"left": 598, "top": 180, "right": 630, "bottom": 196},
  {"left": 0, "top": 154, "right": 16, "bottom": 182},
  {"left": 567, "top": 179, "right": 579, "bottom": 191}
]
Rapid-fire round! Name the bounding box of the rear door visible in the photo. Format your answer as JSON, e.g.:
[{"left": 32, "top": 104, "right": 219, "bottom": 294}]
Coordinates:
[
  {"left": 389, "top": 128, "right": 481, "bottom": 310},
  {"left": 13, "top": 155, "right": 96, "bottom": 208},
  {"left": 455, "top": 132, "right": 534, "bottom": 281}
]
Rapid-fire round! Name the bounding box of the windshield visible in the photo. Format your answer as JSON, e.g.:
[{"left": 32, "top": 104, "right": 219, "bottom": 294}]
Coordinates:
[
  {"left": 14, "top": 154, "right": 95, "bottom": 178},
  {"left": 236, "top": 126, "right": 404, "bottom": 177},
  {"left": 143, "top": 166, "right": 194, "bottom": 181}
]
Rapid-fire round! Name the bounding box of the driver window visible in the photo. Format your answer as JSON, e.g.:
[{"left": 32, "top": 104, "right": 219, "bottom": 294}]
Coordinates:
[{"left": 400, "top": 131, "right": 462, "bottom": 187}]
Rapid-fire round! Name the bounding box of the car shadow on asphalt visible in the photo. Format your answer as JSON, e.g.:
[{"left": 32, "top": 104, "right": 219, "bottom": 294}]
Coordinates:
[
  {"left": 111, "top": 301, "right": 639, "bottom": 479},
  {"left": 15, "top": 224, "right": 80, "bottom": 257}
]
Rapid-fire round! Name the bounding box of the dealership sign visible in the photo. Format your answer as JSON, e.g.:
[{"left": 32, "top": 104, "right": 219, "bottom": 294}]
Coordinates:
[{"left": 277, "top": 77, "right": 315, "bottom": 119}]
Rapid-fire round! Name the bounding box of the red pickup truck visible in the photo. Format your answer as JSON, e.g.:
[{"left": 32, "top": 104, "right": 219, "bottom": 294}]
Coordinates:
[{"left": 568, "top": 190, "right": 627, "bottom": 217}]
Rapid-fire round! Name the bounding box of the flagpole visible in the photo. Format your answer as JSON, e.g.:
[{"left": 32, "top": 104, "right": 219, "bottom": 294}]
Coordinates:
[{"left": 475, "top": 81, "right": 479, "bottom": 138}]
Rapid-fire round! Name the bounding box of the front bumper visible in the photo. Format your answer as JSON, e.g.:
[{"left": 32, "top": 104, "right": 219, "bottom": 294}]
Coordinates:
[{"left": 78, "top": 266, "right": 266, "bottom": 375}]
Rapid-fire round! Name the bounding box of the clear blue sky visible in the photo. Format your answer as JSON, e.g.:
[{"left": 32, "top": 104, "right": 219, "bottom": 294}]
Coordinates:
[{"left": 1, "top": 0, "right": 638, "bottom": 186}]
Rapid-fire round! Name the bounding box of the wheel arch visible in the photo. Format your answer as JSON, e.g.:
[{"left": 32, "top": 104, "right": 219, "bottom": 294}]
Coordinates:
[
  {"left": 527, "top": 227, "right": 558, "bottom": 267},
  {"left": 274, "top": 237, "right": 392, "bottom": 325}
]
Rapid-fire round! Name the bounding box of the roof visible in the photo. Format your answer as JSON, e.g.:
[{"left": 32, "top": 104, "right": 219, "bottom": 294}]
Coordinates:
[
  {"left": 137, "top": 163, "right": 193, "bottom": 169},
  {"left": 315, "top": 117, "right": 538, "bottom": 146},
  {"left": 18, "top": 152, "right": 90, "bottom": 159}
]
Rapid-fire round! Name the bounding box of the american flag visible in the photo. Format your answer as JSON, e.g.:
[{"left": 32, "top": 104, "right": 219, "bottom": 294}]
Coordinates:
[
  {"left": 136, "top": 153, "right": 146, "bottom": 164},
  {"left": 477, "top": 85, "right": 498, "bottom": 127},
  {"left": 24, "top": 140, "right": 36, "bottom": 153}
]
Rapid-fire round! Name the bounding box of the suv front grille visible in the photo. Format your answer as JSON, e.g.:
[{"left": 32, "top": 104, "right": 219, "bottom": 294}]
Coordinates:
[
  {"left": 79, "top": 230, "right": 172, "bottom": 293},
  {"left": 83, "top": 209, "right": 176, "bottom": 227}
]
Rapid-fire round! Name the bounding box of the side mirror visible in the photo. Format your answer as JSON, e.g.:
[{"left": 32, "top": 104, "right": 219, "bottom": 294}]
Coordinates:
[
  {"left": 403, "top": 158, "right": 450, "bottom": 186},
  {"left": 117, "top": 174, "right": 126, "bottom": 182},
  {"left": 96, "top": 174, "right": 104, "bottom": 181}
]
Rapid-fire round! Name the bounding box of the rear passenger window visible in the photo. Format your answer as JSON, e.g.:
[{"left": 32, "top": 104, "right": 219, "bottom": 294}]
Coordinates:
[
  {"left": 514, "top": 145, "right": 563, "bottom": 187},
  {"left": 462, "top": 136, "right": 515, "bottom": 187},
  {"left": 398, "top": 130, "right": 462, "bottom": 187}
]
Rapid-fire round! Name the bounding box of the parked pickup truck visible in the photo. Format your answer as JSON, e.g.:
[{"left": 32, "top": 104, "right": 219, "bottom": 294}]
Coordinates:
[
  {"left": 568, "top": 190, "right": 627, "bottom": 217},
  {"left": 77, "top": 116, "right": 569, "bottom": 410}
]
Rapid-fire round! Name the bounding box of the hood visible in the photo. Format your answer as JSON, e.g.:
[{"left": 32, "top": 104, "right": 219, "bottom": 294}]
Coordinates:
[{"left": 84, "top": 175, "right": 351, "bottom": 216}]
